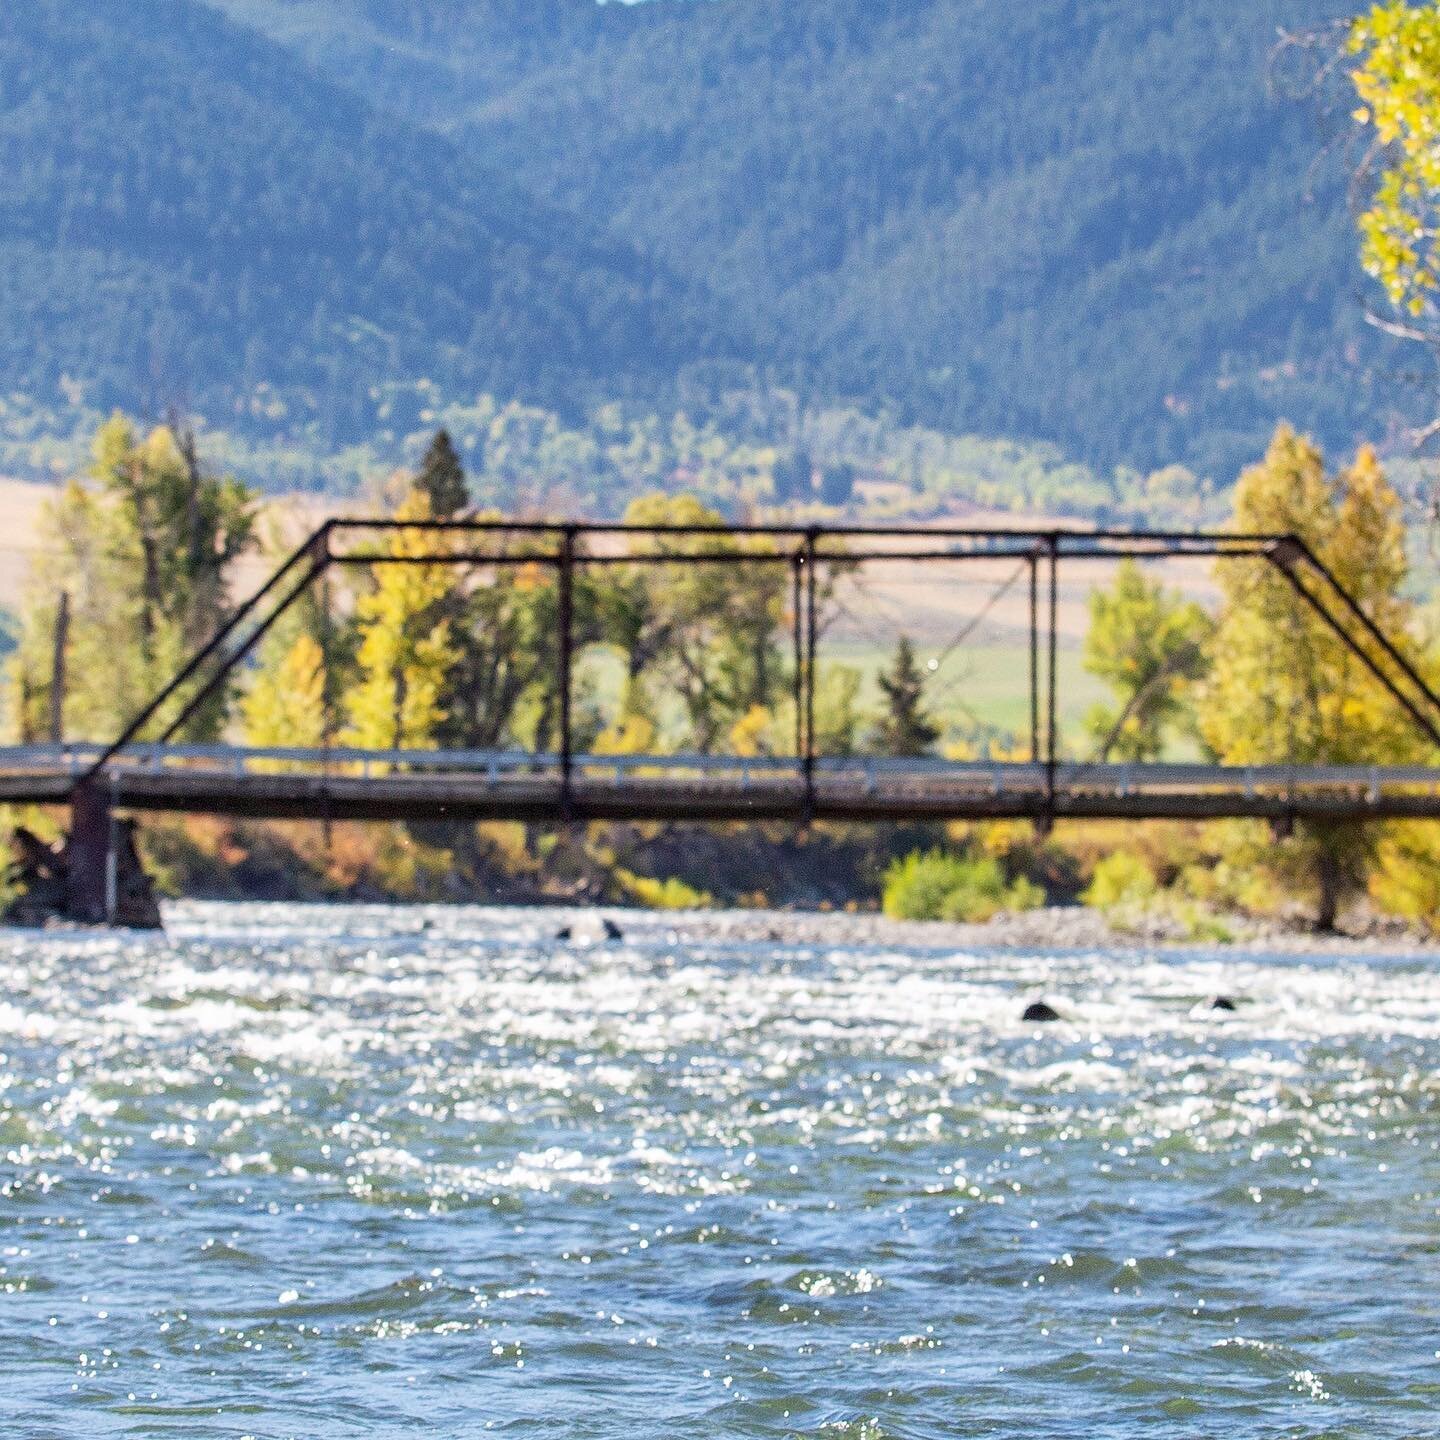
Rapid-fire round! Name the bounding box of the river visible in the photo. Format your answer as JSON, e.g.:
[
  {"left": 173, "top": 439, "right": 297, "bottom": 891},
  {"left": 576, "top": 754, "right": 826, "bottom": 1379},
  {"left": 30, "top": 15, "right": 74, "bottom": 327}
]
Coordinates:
[{"left": 2, "top": 902, "right": 1438, "bottom": 1436}]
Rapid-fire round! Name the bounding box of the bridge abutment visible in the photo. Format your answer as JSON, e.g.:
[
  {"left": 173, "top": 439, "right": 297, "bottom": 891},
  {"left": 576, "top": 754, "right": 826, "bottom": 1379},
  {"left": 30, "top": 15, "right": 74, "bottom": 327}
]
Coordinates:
[{"left": 56, "top": 782, "right": 160, "bottom": 928}]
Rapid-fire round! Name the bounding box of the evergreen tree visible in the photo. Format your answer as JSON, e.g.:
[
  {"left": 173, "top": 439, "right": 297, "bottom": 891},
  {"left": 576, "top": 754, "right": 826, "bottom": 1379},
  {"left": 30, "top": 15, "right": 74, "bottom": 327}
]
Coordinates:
[
  {"left": 771, "top": 449, "right": 813, "bottom": 504},
  {"left": 414, "top": 429, "right": 469, "bottom": 518},
  {"left": 819, "top": 462, "right": 856, "bottom": 508},
  {"left": 607, "top": 492, "right": 789, "bottom": 751},
  {"left": 873, "top": 635, "right": 939, "bottom": 756}
]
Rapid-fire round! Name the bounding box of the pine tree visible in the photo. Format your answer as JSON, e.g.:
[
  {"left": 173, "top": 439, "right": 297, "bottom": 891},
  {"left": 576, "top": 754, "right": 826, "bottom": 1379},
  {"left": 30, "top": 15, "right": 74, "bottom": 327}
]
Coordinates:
[
  {"left": 771, "top": 449, "right": 812, "bottom": 504},
  {"left": 873, "top": 635, "right": 939, "bottom": 756},
  {"left": 819, "top": 461, "right": 856, "bottom": 508},
  {"left": 414, "top": 429, "right": 469, "bottom": 519}
]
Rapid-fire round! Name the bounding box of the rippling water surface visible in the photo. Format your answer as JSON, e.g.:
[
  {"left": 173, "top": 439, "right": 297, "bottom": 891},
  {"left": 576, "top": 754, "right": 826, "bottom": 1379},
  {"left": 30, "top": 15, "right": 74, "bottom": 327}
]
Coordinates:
[{"left": 4, "top": 902, "right": 1440, "bottom": 1437}]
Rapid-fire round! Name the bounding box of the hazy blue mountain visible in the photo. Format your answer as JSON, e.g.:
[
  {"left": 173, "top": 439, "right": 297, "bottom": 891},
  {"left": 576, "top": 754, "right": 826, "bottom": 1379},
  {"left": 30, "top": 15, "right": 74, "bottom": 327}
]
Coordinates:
[
  {"left": 0, "top": 0, "right": 1409, "bottom": 487},
  {"left": 0, "top": 0, "right": 726, "bottom": 451},
  {"left": 212, "top": 0, "right": 1401, "bottom": 479}
]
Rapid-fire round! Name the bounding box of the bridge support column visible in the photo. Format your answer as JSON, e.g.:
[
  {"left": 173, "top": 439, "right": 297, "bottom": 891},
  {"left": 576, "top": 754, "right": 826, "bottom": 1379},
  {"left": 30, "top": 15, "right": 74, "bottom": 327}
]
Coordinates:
[{"left": 66, "top": 780, "right": 112, "bottom": 924}]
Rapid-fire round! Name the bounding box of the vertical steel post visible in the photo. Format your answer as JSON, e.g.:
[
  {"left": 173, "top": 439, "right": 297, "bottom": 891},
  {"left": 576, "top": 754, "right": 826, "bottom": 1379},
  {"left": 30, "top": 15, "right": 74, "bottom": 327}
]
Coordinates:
[
  {"left": 317, "top": 536, "right": 334, "bottom": 850},
  {"left": 791, "top": 552, "right": 804, "bottom": 761},
  {"left": 558, "top": 525, "right": 576, "bottom": 818},
  {"left": 1028, "top": 554, "right": 1039, "bottom": 764},
  {"left": 316, "top": 533, "right": 333, "bottom": 751},
  {"left": 49, "top": 590, "right": 70, "bottom": 744},
  {"left": 1046, "top": 534, "right": 1059, "bottom": 818},
  {"left": 803, "top": 527, "right": 819, "bottom": 817}
]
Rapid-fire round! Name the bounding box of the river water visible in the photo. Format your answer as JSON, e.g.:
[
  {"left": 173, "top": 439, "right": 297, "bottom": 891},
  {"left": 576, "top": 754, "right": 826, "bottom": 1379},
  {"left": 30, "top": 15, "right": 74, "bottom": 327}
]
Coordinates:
[{"left": 3, "top": 903, "right": 1440, "bottom": 1437}]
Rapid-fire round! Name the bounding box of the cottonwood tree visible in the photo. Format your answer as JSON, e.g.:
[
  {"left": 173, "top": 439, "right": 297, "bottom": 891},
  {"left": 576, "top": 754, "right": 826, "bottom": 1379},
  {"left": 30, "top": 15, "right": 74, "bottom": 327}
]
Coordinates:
[
  {"left": 1083, "top": 560, "right": 1212, "bottom": 762},
  {"left": 243, "top": 633, "right": 328, "bottom": 751},
  {"left": 10, "top": 415, "right": 255, "bottom": 742},
  {"left": 1344, "top": 3, "right": 1440, "bottom": 478},
  {"left": 344, "top": 491, "right": 459, "bottom": 753},
  {"left": 604, "top": 493, "right": 790, "bottom": 751},
  {"left": 1199, "top": 423, "right": 1421, "bottom": 928}
]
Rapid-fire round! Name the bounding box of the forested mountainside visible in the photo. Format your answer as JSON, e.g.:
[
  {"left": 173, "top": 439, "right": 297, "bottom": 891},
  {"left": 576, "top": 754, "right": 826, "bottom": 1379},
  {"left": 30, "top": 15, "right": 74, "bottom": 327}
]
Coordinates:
[
  {"left": 0, "top": 0, "right": 1410, "bottom": 497},
  {"left": 0, "top": 1, "right": 724, "bottom": 449},
  {"left": 212, "top": 0, "right": 1402, "bottom": 478}
]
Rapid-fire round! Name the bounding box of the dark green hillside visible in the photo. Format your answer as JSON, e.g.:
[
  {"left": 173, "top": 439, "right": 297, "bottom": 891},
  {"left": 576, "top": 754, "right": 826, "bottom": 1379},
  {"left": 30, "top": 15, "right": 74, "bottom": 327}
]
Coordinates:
[
  {"left": 0, "top": 0, "right": 723, "bottom": 447},
  {"left": 216, "top": 0, "right": 1400, "bottom": 477}
]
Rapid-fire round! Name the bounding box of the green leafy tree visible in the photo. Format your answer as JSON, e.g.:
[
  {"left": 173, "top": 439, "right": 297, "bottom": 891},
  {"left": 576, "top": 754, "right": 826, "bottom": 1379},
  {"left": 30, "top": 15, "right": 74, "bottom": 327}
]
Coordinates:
[
  {"left": 411, "top": 438, "right": 550, "bottom": 751},
  {"left": 1083, "top": 559, "right": 1212, "bottom": 761},
  {"left": 10, "top": 415, "right": 255, "bottom": 742},
  {"left": 873, "top": 635, "right": 939, "bottom": 756},
  {"left": 601, "top": 493, "right": 789, "bottom": 751}
]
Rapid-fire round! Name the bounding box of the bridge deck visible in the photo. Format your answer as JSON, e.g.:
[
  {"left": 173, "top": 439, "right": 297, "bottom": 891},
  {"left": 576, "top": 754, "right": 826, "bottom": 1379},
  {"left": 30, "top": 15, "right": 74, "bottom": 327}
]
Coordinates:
[{"left": 5, "top": 745, "right": 1440, "bottom": 822}]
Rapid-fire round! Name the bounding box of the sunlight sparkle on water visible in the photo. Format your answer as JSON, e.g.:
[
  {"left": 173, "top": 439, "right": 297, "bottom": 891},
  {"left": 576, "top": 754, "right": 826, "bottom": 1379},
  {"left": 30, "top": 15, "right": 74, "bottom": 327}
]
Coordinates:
[{"left": 2, "top": 902, "right": 1439, "bottom": 1436}]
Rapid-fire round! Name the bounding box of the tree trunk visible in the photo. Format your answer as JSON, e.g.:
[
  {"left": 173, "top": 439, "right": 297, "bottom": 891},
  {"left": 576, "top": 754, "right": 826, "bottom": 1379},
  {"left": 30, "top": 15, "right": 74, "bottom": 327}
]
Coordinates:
[{"left": 1315, "top": 848, "right": 1343, "bottom": 933}]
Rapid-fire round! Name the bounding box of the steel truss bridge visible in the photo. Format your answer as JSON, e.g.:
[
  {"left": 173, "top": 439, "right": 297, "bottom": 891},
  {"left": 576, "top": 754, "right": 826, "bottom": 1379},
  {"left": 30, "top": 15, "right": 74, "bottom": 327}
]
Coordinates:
[{"left": 20, "top": 518, "right": 1440, "bottom": 920}]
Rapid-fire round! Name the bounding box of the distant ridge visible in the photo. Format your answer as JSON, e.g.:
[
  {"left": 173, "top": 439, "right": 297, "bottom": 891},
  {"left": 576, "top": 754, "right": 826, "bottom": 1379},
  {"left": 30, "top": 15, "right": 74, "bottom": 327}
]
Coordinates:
[
  {"left": 213, "top": 0, "right": 1407, "bottom": 476},
  {"left": 0, "top": 0, "right": 729, "bottom": 446},
  {"left": 0, "top": 0, "right": 1415, "bottom": 482}
]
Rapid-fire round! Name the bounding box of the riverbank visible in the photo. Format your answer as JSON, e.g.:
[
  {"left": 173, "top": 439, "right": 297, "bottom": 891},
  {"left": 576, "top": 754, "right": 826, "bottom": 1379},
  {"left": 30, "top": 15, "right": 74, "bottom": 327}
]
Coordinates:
[
  {"left": 162, "top": 897, "right": 1440, "bottom": 958},
  {"left": 561, "top": 904, "right": 1440, "bottom": 956}
]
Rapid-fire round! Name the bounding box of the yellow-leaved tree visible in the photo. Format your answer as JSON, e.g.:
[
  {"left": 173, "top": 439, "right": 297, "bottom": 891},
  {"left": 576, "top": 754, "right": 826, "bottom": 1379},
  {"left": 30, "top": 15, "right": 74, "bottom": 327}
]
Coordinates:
[
  {"left": 242, "top": 633, "right": 327, "bottom": 751},
  {"left": 344, "top": 492, "right": 459, "bottom": 753},
  {"left": 1200, "top": 424, "right": 1423, "bottom": 928},
  {"left": 1349, "top": 3, "right": 1440, "bottom": 318}
]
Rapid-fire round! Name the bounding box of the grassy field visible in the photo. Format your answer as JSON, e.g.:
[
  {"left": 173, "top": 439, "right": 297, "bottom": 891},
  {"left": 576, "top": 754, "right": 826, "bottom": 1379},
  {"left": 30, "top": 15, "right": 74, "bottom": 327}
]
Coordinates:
[{"left": 823, "top": 637, "right": 1108, "bottom": 750}]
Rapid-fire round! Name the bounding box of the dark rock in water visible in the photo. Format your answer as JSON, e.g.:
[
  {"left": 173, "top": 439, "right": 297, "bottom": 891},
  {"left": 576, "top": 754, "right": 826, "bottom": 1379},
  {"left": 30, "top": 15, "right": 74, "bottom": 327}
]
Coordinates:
[
  {"left": 602, "top": 917, "right": 624, "bottom": 941},
  {"left": 1022, "top": 1000, "right": 1061, "bottom": 1023},
  {"left": 1209, "top": 995, "right": 1238, "bottom": 1012},
  {"left": 555, "top": 925, "right": 573, "bottom": 941}
]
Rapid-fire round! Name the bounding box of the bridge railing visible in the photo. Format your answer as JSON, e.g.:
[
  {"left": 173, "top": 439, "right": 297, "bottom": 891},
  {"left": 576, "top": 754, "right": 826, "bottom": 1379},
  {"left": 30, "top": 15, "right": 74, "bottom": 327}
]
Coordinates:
[{"left": 7, "top": 742, "right": 1440, "bottom": 798}]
